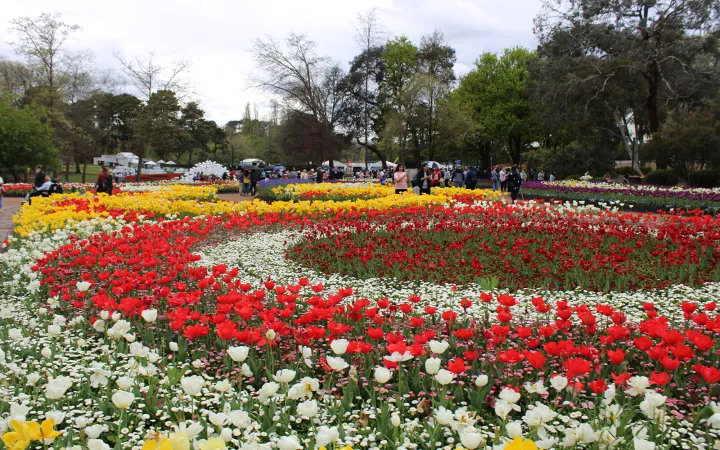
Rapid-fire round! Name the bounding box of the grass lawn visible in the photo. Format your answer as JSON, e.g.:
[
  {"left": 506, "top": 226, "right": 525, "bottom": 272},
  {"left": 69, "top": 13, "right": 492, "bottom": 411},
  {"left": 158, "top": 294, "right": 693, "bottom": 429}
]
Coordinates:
[{"left": 62, "top": 165, "right": 102, "bottom": 183}]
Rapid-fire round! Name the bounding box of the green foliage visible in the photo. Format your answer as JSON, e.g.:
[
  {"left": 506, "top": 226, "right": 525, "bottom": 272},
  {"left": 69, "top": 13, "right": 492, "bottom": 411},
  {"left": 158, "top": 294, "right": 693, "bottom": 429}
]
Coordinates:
[
  {"left": 643, "top": 105, "right": 720, "bottom": 181},
  {"left": 643, "top": 169, "right": 679, "bottom": 186},
  {"left": 689, "top": 169, "right": 720, "bottom": 188},
  {"left": 456, "top": 47, "right": 541, "bottom": 164},
  {"left": 0, "top": 99, "right": 57, "bottom": 179},
  {"left": 524, "top": 142, "right": 615, "bottom": 179}
]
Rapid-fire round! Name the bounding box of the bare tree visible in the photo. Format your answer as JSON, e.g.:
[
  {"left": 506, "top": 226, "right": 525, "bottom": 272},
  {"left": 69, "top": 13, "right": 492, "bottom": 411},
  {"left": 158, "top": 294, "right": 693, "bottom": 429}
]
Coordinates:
[
  {"left": 114, "top": 52, "right": 192, "bottom": 180},
  {"left": 353, "top": 7, "right": 386, "bottom": 167},
  {"left": 8, "top": 12, "right": 80, "bottom": 107},
  {"left": 114, "top": 51, "right": 191, "bottom": 100},
  {"left": 250, "top": 33, "right": 351, "bottom": 165},
  {"left": 0, "top": 58, "right": 38, "bottom": 100}
]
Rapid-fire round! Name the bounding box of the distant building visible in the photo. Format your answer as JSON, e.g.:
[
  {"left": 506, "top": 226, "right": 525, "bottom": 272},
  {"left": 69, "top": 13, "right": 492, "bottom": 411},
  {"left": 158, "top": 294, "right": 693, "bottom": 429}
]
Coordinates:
[{"left": 93, "top": 152, "right": 139, "bottom": 167}]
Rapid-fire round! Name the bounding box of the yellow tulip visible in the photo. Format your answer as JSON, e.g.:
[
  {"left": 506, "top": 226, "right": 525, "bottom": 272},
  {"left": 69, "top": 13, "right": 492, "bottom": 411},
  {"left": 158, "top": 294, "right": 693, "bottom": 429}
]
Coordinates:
[
  {"left": 1, "top": 420, "right": 32, "bottom": 450},
  {"left": 198, "top": 437, "right": 226, "bottom": 450},
  {"left": 504, "top": 437, "right": 538, "bottom": 450},
  {"left": 142, "top": 437, "right": 174, "bottom": 450}
]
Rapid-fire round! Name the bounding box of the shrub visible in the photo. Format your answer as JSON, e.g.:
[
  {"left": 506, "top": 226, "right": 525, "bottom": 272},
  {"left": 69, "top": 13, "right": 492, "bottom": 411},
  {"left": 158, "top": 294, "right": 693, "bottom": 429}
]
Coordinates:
[
  {"left": 690, "top": 169, "right": 720, "bottom": 188},
  {"left": 564, "top": 174, "right": 580, "bottom": 180},
  {"left": 643, "top": 169, "right": 679, "bottom": 186}
]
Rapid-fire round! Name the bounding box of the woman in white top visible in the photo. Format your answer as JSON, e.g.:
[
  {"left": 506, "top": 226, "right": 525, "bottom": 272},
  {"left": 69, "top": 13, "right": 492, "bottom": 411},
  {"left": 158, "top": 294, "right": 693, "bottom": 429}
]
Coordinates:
[
  {"left": 393, "top": 165, "right": 409, "bottom": 194},
  {"left": 499, "top": 168, "right": 507, "bottom": 192}
]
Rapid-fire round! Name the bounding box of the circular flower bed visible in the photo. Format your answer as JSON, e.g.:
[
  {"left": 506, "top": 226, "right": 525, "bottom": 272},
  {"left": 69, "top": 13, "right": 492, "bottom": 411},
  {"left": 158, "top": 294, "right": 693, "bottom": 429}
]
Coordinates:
[
  {"left": 288, "top": 204, "right": 720, "bottom": 291},
  {"left": 1, "top": 188, "right": 720, "bottom": 450}
]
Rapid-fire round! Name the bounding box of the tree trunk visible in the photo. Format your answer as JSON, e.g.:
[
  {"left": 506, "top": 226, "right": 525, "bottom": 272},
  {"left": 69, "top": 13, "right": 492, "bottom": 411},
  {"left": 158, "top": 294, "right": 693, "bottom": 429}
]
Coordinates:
[
  {"left": 9, "top": 169, "right": 19, "bottom": 182},
  {"left": 65, "top": 160, "right": 70, "bottom": 183},
  {"left": 75, "top": 158, "right": 81, "bottom": 174},
  {"left": 82, "top": 162, "right": 87, "bottom": 183},
  {"left": 646, "top": 60, "right": 661, "bottom": 133},
  {"left": 616, "top": 110, "right": 643, "bottom": 176}
]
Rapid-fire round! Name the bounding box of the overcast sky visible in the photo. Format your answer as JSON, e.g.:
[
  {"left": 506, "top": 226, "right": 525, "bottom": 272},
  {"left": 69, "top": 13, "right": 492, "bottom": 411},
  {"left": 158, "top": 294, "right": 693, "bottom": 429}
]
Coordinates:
[{"left": 1, "top": 0, "right": 541, "bottom": 125}]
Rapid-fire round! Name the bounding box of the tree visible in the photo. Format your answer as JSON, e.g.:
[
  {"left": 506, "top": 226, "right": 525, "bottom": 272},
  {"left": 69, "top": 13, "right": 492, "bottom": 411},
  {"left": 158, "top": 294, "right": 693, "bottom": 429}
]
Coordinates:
[
  {"left": 115, "top": 53, "right": 191, "bottom": 180},
  {"left": 140, "top": 90, "right": 184, "bottom": 162},
  {"left": 0, "top": 58, "right": 37, "bottom": 102},
  {"left": 8, "top": 12, "right": 81, "bottom": 108},
  {"left": 0, "top": 99, "right": 57, "bottom": 181},
  {"left": 535, "top": 0, "right": 720, "bottom": 174},
  {"left": 339, "top": 45, "right": 390, "bottom": 167},
  {"left": 251, "top": 33, "right": 351, "bottom": 165},
  {"left": 456, "top": 47, "right": 541, "bottom": 165},
  {"left": 353, "top": 7, "right": 386, "bottom": 167},
  {"left": 381, "top": 36, "right": 418, "bottom": 166},
  {"left": 644, "top": 103, "right": 720, "bottom": 181},
  {"left": 279, "top": 110, "right": 346, "bottom": 166},
  {"left": 417, "top": 30, "right": 456, "bottom": 161}
]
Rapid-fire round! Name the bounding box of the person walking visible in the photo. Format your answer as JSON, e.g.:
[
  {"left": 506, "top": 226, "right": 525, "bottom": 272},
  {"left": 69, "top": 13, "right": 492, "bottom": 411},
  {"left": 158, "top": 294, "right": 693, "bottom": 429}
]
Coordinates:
[
  {"left": 453, "top": 166, "right": 465, "bottom": 188},
  {"left": 250, "top": 169, "right": 260, "bottom": 195},
  {"left": 242, "top": 170, "right": 251, "bottom": 196},
  {"left": 443, "top": 167, "right": 452, "bottom": 187},
  {"left": 103, "top": 167, "right": 114, "bottom": 195},
  {"left": 491, "top": 167, "right": 499, "bottom": 191},
  {"left": 499, "top": 167, "right": 507, "bottom": 192},
  {"left": 507, "top": 165, "right": 523, "bottom": 204},
  {"left": 315, "top": 168, "right": 323, "bottom": 183},
  {"left": 393, "top": 164, "right": 409, "bottom": 194},
  {"left": 431, "top": 167, "right": 442, "bottom": 187},
  {"left": 0, "top": 181, "right": 4, "bottom": 210},
  {"left": 465, "top": 166, "right": 478, "bottom": 190},
  {"left": 95, "top": 166, "right": 108, "bottom": 194}
]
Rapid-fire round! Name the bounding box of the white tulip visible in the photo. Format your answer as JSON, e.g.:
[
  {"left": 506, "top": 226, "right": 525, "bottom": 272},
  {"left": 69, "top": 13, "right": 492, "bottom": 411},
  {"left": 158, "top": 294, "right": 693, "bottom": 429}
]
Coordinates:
[
  {"left": 550, "top": 375, "right": 568, "bottom": 391},
  {"left": 76, "top": 281, "right": 91, "bottom": 292},
  {"left": 625, "top": 376, "right": 651, "bottom": 397},
  {"left": 26, "top": 373, "right": 41, "bottom": 386},
  {"left": 47, "top": 325, "right": 61, "bottom": 337},
  {"left": 506, "top": 421, "right": 523, "bottom": 438},
  {"left": 227, "top": 346, "right": 249, "bottom": 362},
  {"left": 434, "top": 369, "right": 454, "bottom": 385},
  {"left": 258, "top": 381, "right": 280, "bottom": 401},
  {"left": 214, "top": 380, "right": 231, "bottom": 392},
  {"left": 45, "top": 376, "right": 72, "bottom": 400},
  {"left": 92, "top": 319, "right": 106, "bottom": 333},
  {"left": 273, "top": 369, "right": 297, "bottom": 383},
  {"left": 315, "top": 426, "right": 340, "bottom": 447},
  {"left": 169, "top": 342, "right": 179, "bottom": 352},
  {"left": 240, "top": 363, "right": 253, "bottom": 377},
  {"left": 330, "top": 338, "right": 349, "bottom": 355},
  {"left": 41, "top": 347, "right": 52, "bottom": 359},
  {"left": 499, "top": 387, "right": 521, "bottom": 404},
  {"left": 180, "top": 375, "right": 205, "bottom": 396},
  {"left": 390, "top": 413, "right": 401, "bottom": 427},
  {"left": 459, "top": 426, "right": 484, "bottom": 449},
  {"left": 277, "top": 436, "right": 301, "bottom": 450},
  {"left": 117, "top": 376, "right": 134, "bottom": 390},
  {"left": 475, "top": 374, "right": 489, "bottom": 387},
  {"left": 111, "top": 390, "right": 135, "bottom": 409},
  {"left": 374, "top": 367, "right": 392, "bottom": 384},
  {"left": 84, "top": 425, "right": 106, "bottom": 439},
  {"left": 45, "top": 411, "right": 65, "bottom": 425},
  {"left": 633, "top": 439, "right": 656, "bottom": 450},
  {"left": 428, "top": 340, "right": 449, "bottom": 354},
  {"left": 208, "top": 412, "right": 228, "bottom": 427},
  {"left": 434, "top": 406, "right": 454, "bottom": 426},
  {"left": 425, "top": 357, "right": 441, "bottom": 375},
  {"left": 87, "top": 439, "right": 111, "bottom": 450},
  {"left": 296, "top": 399, "right": 319, "bottom": 418},
  {"left": 141, "top": 309, "right": 157, "bottom": 322},
  {"left": 326, "top": 356, "right": 349, "bottom": 372}
]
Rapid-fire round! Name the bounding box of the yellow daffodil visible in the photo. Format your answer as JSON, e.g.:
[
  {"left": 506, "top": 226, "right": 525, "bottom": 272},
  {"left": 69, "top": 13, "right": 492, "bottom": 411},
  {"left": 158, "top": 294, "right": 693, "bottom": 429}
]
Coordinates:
[
  {"left": 142, "top": 437, "right": 173, "bottom": 450},
  {"left": 504, "top": 437, "right": 538, "bottom": 450},
  {"left": 1, "top": 420, "right": 32, "bottom": 450},
  {"left": 34, "top": 419, "right": 62, "bottom": 441}
]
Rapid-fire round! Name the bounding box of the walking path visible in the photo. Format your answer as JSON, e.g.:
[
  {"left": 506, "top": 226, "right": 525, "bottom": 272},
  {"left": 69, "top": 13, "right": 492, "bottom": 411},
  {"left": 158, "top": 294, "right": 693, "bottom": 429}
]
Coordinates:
[{"left": 0, "top": 197, "right": 23, "bottom": 244}]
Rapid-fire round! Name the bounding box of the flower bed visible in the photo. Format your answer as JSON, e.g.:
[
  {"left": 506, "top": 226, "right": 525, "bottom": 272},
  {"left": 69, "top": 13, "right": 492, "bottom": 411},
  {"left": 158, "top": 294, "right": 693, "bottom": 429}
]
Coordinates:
[
  {"left": 1, "top": 186, "right": 719, "bottom": 450},
  {"left": 287, "top": 204, "right": 720, "bottom": 291},
  {"left": 520, "top": 181, "right": 720, "bottom": 213}
]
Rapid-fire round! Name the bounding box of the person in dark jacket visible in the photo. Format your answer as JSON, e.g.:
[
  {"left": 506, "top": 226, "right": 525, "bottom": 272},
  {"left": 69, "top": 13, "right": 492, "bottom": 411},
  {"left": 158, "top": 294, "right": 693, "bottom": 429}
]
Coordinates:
[
  {"left": 465, "top": 167, "right": 478, "bottom": 190},
  {"left": 34, "top": 166, "right": 46, "bottom": 188},
  {"left": 250, "top": 169, "right": 260, "bottom": 195},
  {"left": 315, "top": 168, "right": 323, "bottom": 183},
  {"left": 103, "top": 167, "right": 114, "bottom": 195},
  {"left": 507, "top": 165, "right": 523, "bottom": 204}
]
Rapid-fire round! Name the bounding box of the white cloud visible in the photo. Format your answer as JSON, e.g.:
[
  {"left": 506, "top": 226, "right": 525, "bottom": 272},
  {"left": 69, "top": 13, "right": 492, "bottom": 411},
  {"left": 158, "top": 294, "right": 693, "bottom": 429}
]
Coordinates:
[{"left": 0, "top": 0, "right": 541, "bottom": 124}]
